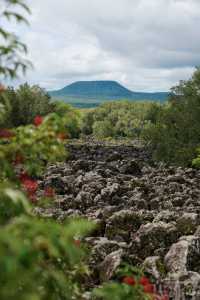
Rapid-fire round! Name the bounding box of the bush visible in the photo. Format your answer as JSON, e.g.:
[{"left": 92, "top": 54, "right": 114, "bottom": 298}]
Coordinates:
[
  {"left": 53, "top": 101, "right": 81, "bottom": 138},
  {"left": 0, "top": 113, "right": 67, "bottom": 178},
  {"left": 0, "top": 205, "right": 93, "bottom": 300},
  {"left": 0, "top": 107, "right": 94, "bottom": 299},
  {"left": 0, "top": 84, "right": 54, "bottom": 127},
  {"left": 81, "top": 101, "right": 155, "bottom": 139},
  {"left": 142, "top": 68, "right": 200, "bottom": 166},
  {"left": 94, "top": 264, "right": 168, "bottom": 300}
]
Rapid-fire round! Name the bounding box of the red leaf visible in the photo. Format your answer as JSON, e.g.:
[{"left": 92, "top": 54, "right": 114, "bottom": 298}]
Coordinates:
[
  {"left": 34, "top": 115, "right": 43, "bottom": 127},
  {"left": 122, "top": 276, "right": 136, "bottom": 286},
  {"left": 139, "top": 276, "right": 151, "bottom": 286},
  {"left": 143, "top": 284, "right": 156, "bottom": 294},
  {"left": 23, "top": 179, "right": 38, "bottom": 194},
  {"left": 19, "top": 171, "right": 30, "bottom": 183}
]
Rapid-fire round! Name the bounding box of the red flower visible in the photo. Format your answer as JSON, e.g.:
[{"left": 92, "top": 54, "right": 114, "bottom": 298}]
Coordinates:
[
  {"left": 74, "top": 239, "right": 81, "bottom": 247},
  {"left": 44, "top": 187, "right": 55, "bottom": 198},
  {"left": 23, "top": 179, "right": 38, "bottom": 194},
  {"left": 0, "top": 129, "right": 15, "bottom": 138},
  {"left": 143, "top": 284, "right": 156, "bottom": 294},
  {"left": 122, "top": 276, "right": 136, "bottom": 286},
  {"left": 139, "top": 276, "right": 150, "bottom": 286},
  {"left": 19, "top": 171, "right": 30, "bottom": 183},
  {"left": 34, "top": 115, "right": 43, "bottom": 127}
]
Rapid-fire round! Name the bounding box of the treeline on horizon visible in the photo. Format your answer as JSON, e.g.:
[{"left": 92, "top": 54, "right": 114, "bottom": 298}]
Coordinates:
[{"left": 1, "top": 68, "right": 200, "bottom": 167}]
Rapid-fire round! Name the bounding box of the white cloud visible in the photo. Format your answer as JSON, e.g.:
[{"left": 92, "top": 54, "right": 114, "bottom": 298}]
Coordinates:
[{"left": 10, "top": 0, "right": 200, "bottom": 91}]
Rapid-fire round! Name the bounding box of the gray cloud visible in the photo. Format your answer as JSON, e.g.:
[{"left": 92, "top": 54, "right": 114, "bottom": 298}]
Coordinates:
[{"left": 11, "top": 0, "right": 200, "bottom": 91}]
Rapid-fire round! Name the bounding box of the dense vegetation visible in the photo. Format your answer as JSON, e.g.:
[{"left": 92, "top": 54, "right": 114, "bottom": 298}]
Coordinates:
[
  {"left": 81, "top": 101, "right": 158, "bottom": 138},
  {"left": 1, "top": 71, "right": 200, "bottom": 168},
  {"left": 0, "top": 83, "right": 81, "bottom": 138},
  {"left": 81, "top": 69, "right": 200, "bottom": 167},
  {"left": 142, "top": 68, "right": 200, "bottom": 166}
]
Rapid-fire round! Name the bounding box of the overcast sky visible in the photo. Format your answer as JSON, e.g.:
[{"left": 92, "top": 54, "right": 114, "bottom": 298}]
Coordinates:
[{"left": 11, "top": 0, "right": 200, "bottom": 91}]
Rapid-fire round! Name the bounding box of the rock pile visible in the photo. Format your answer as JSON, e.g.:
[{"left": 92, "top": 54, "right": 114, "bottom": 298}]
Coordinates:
[{"left": 37, "top": 141, "right": 200, "bottom": 299}]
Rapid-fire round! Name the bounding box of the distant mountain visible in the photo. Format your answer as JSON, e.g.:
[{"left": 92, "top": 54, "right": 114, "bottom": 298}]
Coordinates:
[{"left": 48, "top": 80, "right": 169, "bottom": 108}]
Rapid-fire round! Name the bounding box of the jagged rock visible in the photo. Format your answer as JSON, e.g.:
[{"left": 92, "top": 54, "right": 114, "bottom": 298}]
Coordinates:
[
  {"left": 131, "top": 222, "right": 179, "bottom": 259},
  {"left": 177, "top": 213, "right": 200, "bottom": 235},
  {"left": 119, "top": 160, "right": 142, "bottom": 175},
  {"left": 165, "top": 236, "right": 200, "bottom": 275},
  {"left": 105, "top": 210, "right": 147, "bottom": 242},
  {"left": 164, "top": 272, "right": 200, "bottom": 300},
  {"left": 37, "top": 140, "right": 200, "bottom": 292},
  {"left": 153, "top": 210, "right": 180, "bottom": 223},
  {"left": 74, "top": 191, "right": 94, "bottom": 209},
  {"left": 101, "top": 183, "right": 120, "bottom": 200},
  {"left": 99, "top": 249, "right": 123, "bottom": 282},
  {"left": 89, "top": 238, "right": 127, "bottom": 269},
  {"left": 143, "top": 256, "right": 165, "bottom": 280}
]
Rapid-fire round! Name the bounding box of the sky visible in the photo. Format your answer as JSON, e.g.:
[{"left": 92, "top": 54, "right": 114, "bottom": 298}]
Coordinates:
[{"left": 9, "top": 0, "right": 200, "bottom": 92}]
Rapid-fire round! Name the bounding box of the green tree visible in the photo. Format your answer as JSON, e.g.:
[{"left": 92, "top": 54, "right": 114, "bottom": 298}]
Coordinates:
[
  {"left": 143, "top": 68, "right": 200, "bottom": 165},
  {"left": 53, "top": 101, "right": 81, "bottom": 138},
  {"left": 9, "top": 84, "right": 54, "bottom": 126},
  {"left": 0, "top": 0, "right": 32, "bottom": 126}
]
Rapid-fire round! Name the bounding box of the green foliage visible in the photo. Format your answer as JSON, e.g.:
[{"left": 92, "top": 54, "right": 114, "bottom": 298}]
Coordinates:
[
  {"left": 0, "top": 89, "right": 11, "bottom": 126},
  {"left": 81, "top": 109, "right": 95, "bottom": 135},
  {"left": 53, "top": 101, "right": 81, "bottom": 138},
  {"left": 94, "top": 265, "right": 153, "bottom": 300},
  {"left": 0, "top": 0, "right": 31, "bottom": 79},
  {"left": 0, "top": 214, "right": 94, "bottom": 300},
  {"left": 0, "top": 183, "right": 31, "bottom": 225},
  {"left": 0, "top": 112, "right": 94, "bottom": 299},
  {"left": 94, "top": 283, "right": 151, "bottom": 300},
  {"left": 0, "top": 114, "right": 67, "bottom": 178},
  {"left": 0, "top": 84, "right": 54, "bottom": 127},
  {"left": 81, "top": 101, "right": 154, "bottom": 139},
  {"left": 192, "top": 148, "right": 200, "bottom": 168},
  {"left": 142, "top": 68, "right": 200, "bottom": 166}
]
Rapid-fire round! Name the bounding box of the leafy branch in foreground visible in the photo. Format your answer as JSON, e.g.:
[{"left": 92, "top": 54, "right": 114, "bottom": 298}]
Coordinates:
[
  {"left": 0, "top": 0, "right": 31, "bottom": 79},
  {"left": 0, "top": 99, "right": 95, "bottom": 299}
]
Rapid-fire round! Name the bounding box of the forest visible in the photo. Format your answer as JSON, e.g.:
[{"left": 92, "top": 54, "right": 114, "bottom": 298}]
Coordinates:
[{"left": 1, "top": 1, "right": 200, "bottom": 300}]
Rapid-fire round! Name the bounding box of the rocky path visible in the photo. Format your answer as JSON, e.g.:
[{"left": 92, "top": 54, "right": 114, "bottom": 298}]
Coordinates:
[{"left": 37, "top": 141, "right": 200, "bottom": 299}]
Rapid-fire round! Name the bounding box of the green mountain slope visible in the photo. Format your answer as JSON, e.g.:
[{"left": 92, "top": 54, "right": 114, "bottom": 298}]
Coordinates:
[{"left": 48, "top": 80, "right": 169, "bottom": 108}]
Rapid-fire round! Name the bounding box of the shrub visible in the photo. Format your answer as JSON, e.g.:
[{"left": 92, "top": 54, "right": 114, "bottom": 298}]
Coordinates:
[
  {"left": 53, "top": 101, "right": 81, "bottom": 138},
  {"left": 192, "top": 148, "right": 200, "bottom": 168},
  {"left": 0, "top": 113, "right": 67, "bottom": 178},
  {"left": 0, "top": 84, "right": 54, "bottom": 127},
  {"left": 81, "top": 101, "right": 155, "bottom": 139},
  {"left": 0, "top": 106, "right": 94, "bottom": 299},
  {"left": 142, "top": 68, "right": 200, "bottom": 166},
  {"left": 94, "top": 264, "right": 169, "bottom": 300},
  {"left": 0, "top": 212, "right": 94, "bottom": 300}
]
